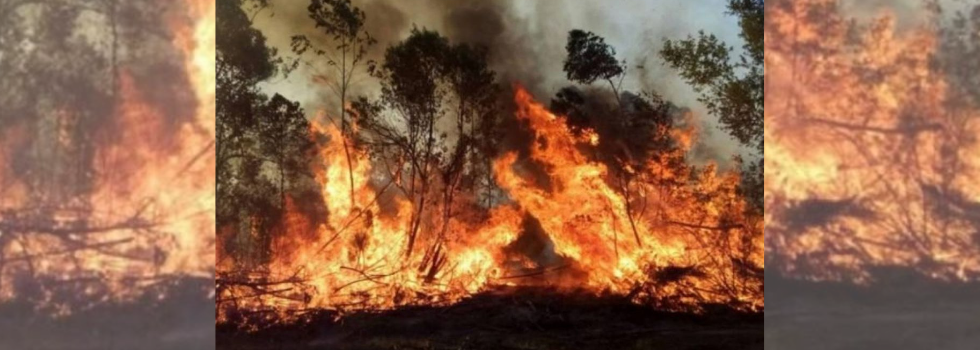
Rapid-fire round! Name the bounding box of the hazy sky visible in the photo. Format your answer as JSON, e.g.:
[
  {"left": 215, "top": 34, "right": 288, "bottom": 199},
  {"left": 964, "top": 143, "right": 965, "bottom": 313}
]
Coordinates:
[{"left": 251, "top": 0, "right": 749, "bottom": 163}]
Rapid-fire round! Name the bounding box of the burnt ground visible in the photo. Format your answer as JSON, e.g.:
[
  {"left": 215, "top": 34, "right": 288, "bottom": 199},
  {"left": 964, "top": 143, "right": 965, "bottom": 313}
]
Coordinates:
[
  {"left": 217, "top": 286, "right": 763, "bottom": 350},
  {"left": 765, "top": 274, "right": 980, "bottom": 350},
  {"left": 0, "top": 277, "right": 214, "bottom": 350}
]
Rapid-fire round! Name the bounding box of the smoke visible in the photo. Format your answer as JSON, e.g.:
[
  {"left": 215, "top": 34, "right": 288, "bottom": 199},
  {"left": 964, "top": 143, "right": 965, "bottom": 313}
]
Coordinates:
[{"left": 252, "top": 0, "right": 747, "bottom": 162}]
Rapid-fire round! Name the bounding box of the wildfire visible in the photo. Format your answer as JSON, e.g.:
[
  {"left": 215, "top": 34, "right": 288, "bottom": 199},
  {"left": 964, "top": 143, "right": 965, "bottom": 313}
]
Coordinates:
[
  {"left": 0, "top": 0, "right": 215, "bottom": 313},
  {"left": 218, "top": 85, "right": 763, "bottom": 325},
  {"left": 765, "top": 1, "right": 980, "bottom": 283}
]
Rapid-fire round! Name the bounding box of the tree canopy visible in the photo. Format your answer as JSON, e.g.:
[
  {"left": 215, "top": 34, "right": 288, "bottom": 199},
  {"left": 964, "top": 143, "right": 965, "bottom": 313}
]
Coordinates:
[
  {"left": 661, "top": 0, "right": 763, "bottom": 153},
  {"left": 563, "top": 29, "right": 625, "bottom": 86},
  {"left": 216, "top": 0, "right": 319, "bottom": 265}
]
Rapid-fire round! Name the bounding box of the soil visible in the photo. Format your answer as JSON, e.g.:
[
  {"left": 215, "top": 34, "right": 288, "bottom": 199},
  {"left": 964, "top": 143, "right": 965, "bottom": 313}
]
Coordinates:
[
  {"left": 0, "top": 277, "right": 215, "bottom": 350},
  {"left": 217, "top": 286, "right": 763, "bottom": 350}
]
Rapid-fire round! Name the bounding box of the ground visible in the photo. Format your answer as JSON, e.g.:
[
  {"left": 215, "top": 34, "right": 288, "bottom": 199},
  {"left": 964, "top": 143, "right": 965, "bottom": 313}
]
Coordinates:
[
  {"left": 217, "top": 287, "right": 763, "bottom": 350},
  {"left": 765, "top": 275, "right": 980, "bottom": 350},
  {"left": 0, "top": 278, "right": 214, "bottom": 350}
]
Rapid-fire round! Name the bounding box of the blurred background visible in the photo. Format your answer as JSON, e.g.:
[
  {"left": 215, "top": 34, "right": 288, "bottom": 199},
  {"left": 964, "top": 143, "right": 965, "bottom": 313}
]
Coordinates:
[
  {"left": 0, "top": 0, "right": 215, "bottom": 348},
  {"left": 765, "top": 0, "right": 980, "bottom": 349}
]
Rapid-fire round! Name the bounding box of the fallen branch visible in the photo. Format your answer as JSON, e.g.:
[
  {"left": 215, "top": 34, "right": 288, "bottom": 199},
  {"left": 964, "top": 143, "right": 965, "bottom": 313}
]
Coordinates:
[
  {"left": 665, "top": 220, "right": 743, "bottom": 231},
  {"left": 2, "top": 237, "right": 136, "bottom": 262},
  {"left": 500, "top": 264, "right": 571, "bottom": 280}
]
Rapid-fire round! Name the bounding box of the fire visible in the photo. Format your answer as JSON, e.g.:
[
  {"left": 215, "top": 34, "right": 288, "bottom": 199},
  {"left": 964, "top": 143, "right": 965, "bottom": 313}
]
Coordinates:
[
  {"left": 218, "top": 84, "right": 763, "bottom": 325},
  {"left": 0, "top": 0, "right": 215, "bottom": 312},
  {"left": 493, "top": 89, "right": 688, "bottom": 289},
  {"left": 160, "top": 0, "right": 217, "bottom": 277},
  {"left": 765, "top": 1, "right": 980, "bottom": 283}
]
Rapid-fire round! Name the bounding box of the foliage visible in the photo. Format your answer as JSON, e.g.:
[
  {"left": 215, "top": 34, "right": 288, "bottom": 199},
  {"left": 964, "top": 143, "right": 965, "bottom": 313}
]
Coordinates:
[
  {"left": 258, "top": 94, "right": 315, "bottom": 205},
  {"left": 556, "top": 28, "right": 763, "bottom": 294},
  {"left": 661, "top": 0, "right": 764, "bottom": 211},
  {"left": 563, "top": 30, "right": 625, "bottom": 86},
  {"left": 354, "top": 28, "right": 501, "bottom": 257},
  {"left": 661, "top": 0, "right": 763, "bottom": 153},
  {"left": 216, "top": 0, "right": 320, "bottom": 265},
  {"left": 290, "top": 0, "right": 377, "bottom": 209}
]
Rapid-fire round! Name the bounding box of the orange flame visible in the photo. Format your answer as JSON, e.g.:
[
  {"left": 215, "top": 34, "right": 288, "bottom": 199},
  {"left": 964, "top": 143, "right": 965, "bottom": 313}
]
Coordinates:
[
  {"left": 219, "top": 84, "right": 763, "bottom": 325},
  {"left": 0, "top": 0, "right": 215, "bottom": 313}
]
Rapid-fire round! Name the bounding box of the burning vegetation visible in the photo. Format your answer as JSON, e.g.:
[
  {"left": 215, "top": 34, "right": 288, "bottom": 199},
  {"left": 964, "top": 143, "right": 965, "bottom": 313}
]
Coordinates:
[
  {"left": 765, "top": 0, "right": 980, "bottom": 284},
  {"left": 0, "top": 0, "right": 215, "bottom": 342},
  {"left": 765, "top": 1, "right": 980, "bottom": 348},
  {"left": 216, "top": 0, "right": 764, "bottom": 334}
]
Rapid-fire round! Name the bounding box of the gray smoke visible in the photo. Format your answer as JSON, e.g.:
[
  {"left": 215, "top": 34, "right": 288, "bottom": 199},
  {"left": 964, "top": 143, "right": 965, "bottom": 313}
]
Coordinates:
[{"left": 252, "top": 0, "right": 748, "bottom": 163}]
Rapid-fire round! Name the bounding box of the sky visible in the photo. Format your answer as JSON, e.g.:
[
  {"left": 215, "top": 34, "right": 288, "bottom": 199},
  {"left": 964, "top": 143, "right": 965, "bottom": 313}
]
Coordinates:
[{"left": 250, "top": 0, "right": 751, "bottom": 164}]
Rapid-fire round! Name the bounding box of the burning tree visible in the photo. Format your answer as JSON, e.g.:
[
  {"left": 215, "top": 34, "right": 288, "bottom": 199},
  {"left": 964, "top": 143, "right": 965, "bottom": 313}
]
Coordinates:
[
  {"left": 662, "top": 0, "right": 764, "bottom": 211},
  {"left": 0, "top": 0, "right": 215, "bottom": 324},
  {"left": 764, "top": 3, "right": 980, "bottom": 348},
  {"left": 354, "top": 28, "right": 501, "bottom": 270},
  {"left": 216, "top": 0, "right": 764, "bottom": 327},
  {"left": 290, "top": 0, "right": 377, "bottom": 210},
  {"left": 765, "top": 0, "right": 980, "bottom": 283}
]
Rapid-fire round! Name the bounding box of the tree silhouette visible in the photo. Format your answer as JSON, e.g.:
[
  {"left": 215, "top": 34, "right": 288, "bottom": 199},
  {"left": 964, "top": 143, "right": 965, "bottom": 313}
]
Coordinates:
[
  {"left": 258, "top": 94, "right": 314, "bottom": 215},
  {"left": 661, "top": 0, "right": 762, "bottom": 152},
  {"left": 217, "top": 0, "right": 280, "bottom": 262},
  {"left": 563, "top": 29, "right": 626, "bottom": 102},
  {"left": 217, "top": 0, "right": 319, "bottom": 266},
  {"left": 661, "top": 0, "right": 763, "bottom": 209},
  {"left": 217, "top": 0, "right": 278, "bottom": 185},
  {"left": 355, "top": 28, "right": 500, "bottom": 264},
  {"left": 291, "top": 0, "right": 376, "bottom": 208},
  {"left": 559, "top": 29, "right": 682, "bottom": 247}
]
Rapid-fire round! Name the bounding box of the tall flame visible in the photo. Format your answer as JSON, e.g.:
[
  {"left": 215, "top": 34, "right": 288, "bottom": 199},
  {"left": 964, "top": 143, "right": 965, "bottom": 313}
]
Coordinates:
[{"left": 218, "top": 85, "right": 763, "bottom": 325}]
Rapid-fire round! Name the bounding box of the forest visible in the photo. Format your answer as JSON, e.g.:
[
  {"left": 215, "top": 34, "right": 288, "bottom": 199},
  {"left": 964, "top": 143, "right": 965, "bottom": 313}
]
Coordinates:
[
  {"left": 0, "top": 0, "right": 216, "bottom": 349},
  {"left": 216, "top": 0, "right": 764, "bottom": 332}
]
